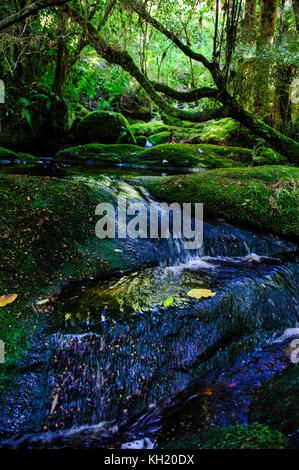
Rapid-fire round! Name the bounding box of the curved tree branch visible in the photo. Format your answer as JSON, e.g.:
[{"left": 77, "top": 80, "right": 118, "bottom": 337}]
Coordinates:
[
  {"left": 151, "top": 81, "right": 219, "bottom": 102},
  {"left": 0, "top": 0, "right": 70, "bottom": 33}
]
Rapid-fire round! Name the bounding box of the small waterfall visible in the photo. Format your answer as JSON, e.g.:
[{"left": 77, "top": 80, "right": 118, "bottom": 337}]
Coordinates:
[{"left": 0, "top": 175, "right": 298, "bottom": 449}]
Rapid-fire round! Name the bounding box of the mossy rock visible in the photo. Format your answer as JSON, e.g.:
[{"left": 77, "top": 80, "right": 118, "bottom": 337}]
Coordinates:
[
  {"left": 163, "top": 424, "right": 289, "bottom": 449},
  {"left": 138, "top": 144, "right": 252, "bottom": 168},
  {"left": 148, "top": 129, "right": 200, "bottom": 146},
  {"left": 139, "top": 165, "right": 299, "bottom": 237},
  {"left": 199, "top": 118, "right": 239, "bottom": 144},
  {"left": 55, "top": 143, "right": 141, "bottom": 162},
  {"left": 250, "top": 364, "right": 299, "bottom": 434},
  {"left": 0, "top": 146, "right": 39, "bottom": 163},
  {"left": 253, "top": 146, "right": 287, "bottom": 165},
  {"left": 131, "top": 120, "right": 171, "bottom": 137},
  {"left": 148, "top": 132, "right": 171, "bottom": 146},
  {"left": 75, "top": 111, "right": 136, "bottom": 145}
]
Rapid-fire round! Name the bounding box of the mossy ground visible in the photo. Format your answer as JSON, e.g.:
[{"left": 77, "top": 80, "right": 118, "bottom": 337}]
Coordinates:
[
  {"left": 162, "top": 423, "right": 289, "bottom": 449},
  {"left": 139, "top": 165, "right": 299, "bottom": 238}
]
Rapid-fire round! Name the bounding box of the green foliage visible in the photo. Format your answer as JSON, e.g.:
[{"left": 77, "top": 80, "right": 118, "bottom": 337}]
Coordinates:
[
  {"left": 163, "top": 424, "right": 289, "bottom": 449},
  {"left": 140, "top": 165, "right": 299, "bottom": 237},
  {"left": 253, "top": 146, "right": 287, "bottom": 165}
]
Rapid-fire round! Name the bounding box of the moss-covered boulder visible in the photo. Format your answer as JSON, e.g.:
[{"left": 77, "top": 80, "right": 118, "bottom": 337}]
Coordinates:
[
  {"left": 163, "top": 424, "right": 289, "bottom": 449},
  {"left": 138, "top": 143, "right": 252, "bottom": 168},
  {"left": 139, "top": 165, "right": 299, "bottom": 237},
  {"left": 75, "top": 111, "right": 136, "bottom": 145},
  {"left": 55, "top": 143, "right": 141, "bottom": 162},
  {"left": 148, "top": 131, "right": 171, "bottom": 146},
  {"left": 0, "top": 147, "right": 39, "bottom": 163},
  {"left": 131, "top": 120, "right": 171, "bottom": 137},
  {"left": 199, "top": 118, "right": 239, "bottom": 144},
  {"left": 250, "top": 364, "right": 299, "bottom": 434}
]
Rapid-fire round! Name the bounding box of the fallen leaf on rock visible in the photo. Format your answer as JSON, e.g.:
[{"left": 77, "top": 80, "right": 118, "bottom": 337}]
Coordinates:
[
  {"left": 50, "top": 394, "right": 58, "bottom": 415},
  {"left": 163, "top": 296, "right": 174, "bottom": 307},
  {"left": 187, "top": 289, "right": 216, "bottom": 299},
  {"left": 0, "top": 293, "right": 18, "bottom": 307}
]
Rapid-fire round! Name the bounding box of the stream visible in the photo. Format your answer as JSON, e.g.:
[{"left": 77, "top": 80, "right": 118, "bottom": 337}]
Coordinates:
[{"left": 0, "top": 164, "right": 298, "bottom": 449}]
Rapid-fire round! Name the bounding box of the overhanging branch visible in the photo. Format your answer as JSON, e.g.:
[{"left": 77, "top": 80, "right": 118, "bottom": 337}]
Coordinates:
[
  {"left": 151, "top": 81, "right": 219, "bottom": 102},
  {"left": 0, "top": 0, "right": 70, "bottom": 33}
]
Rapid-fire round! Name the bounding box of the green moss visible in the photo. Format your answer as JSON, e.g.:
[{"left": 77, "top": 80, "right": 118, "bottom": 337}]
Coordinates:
[
  {"left": 199, "top": 118, "right": 239, "bottom": 144},
  {"left": 139, "top": 165, "right": 299, "bottom": 237},
  {"left": 55, "top": 143, "right": 141, "bottom": 162},
  {"left": 0, "top": 175, "right": 129, "bottom": 382},
  {"left": 131, "top": 121, "right": 171, "bottom": 137},
  {"left": 148, "top": 132, "right": 171, "bottom": 146},
  {"left": 253, "top": 146, "right": 287, "bottom": 165},
  {"left": 138, "top": 144, "right": 252, "bottom": 168},
  {"left": 163, "top": 424, "right": 289, "bottom": 449},
  {"left": 76, "top": 111, "right": 136, "bottom": 145},
  {"left": 250, "top": 363, "right": 299, "bottom": 434},
  {"left": 55, "top": 142, "right": 253, "bottom": 169},
  {"left": 0, "top": 147, "right": 39, "bottom": 163}
]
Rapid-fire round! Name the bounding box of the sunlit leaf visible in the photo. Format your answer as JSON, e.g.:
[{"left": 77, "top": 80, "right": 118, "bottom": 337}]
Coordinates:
[
  {"left": 0, "top": 293, "right": 18, "bottom": 307},
  {"left": 36, "top": 298, "right": 49, "bottom": 305},
  {"left": 187, "top": 289, "right": 216, "bottom": 299},
  {"left": 50, "top": 393, "right": 58, "bottom": 415},
  {"left": 65, "top": 313, "right": 71, "bottom": 320},
  {"left": 163, "top": 296, "right": 174, "bottom": 307}
]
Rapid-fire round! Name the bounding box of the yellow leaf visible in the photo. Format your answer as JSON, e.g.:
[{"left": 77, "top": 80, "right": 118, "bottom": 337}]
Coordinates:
[
  {"left": 0, "top": 293, "right": 18, "bottom": 307},
  {"left": 187, "top": 289, "right": 216, "bottom": 299},
  {"left": 50, "top": 393, "right": 58, "bottom": 415},
  {"left": 65, "top": 313, "right": 71, "bottom": 320},
  {"left": 163, "top": 296, "right": 174, "bottom": 307}
]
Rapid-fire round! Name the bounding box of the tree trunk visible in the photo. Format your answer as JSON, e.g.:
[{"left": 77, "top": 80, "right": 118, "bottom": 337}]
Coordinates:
[
  {"left": 253, "top": 0, "right": 277, "bottom": 115},
  {"left": 230, "top": 98, "right": 298, "bottom": 162},
  {"left": 292, "top": 0, "right": 299, "bottom": 34},
  {"left": 241, "top": 0, "right": 256, "bottom": 43}
]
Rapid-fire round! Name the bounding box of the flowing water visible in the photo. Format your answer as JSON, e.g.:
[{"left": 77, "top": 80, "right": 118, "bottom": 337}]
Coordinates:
[{"left": 0, "top": 170, "right": 298, "bottom": 449}]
